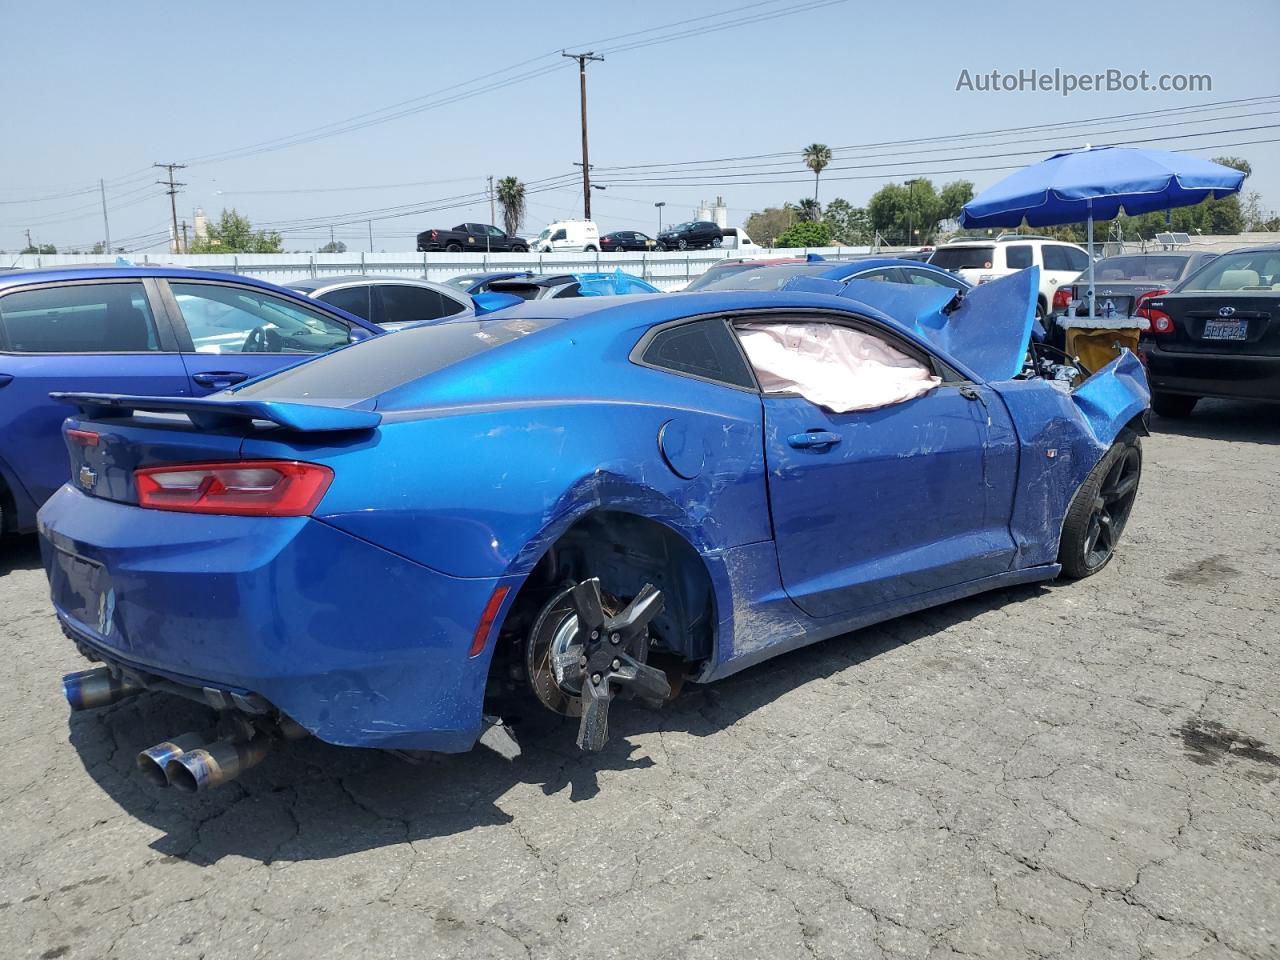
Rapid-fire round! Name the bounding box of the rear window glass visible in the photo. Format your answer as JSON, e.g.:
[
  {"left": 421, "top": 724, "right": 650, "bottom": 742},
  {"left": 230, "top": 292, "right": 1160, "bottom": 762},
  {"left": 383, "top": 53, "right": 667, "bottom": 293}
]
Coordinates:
[
  {"left": 1093, "top": 256, "right": 1191, "bottom": 282},
  {"left": 1178, "top": 250, "right": 1280, "bottom": 292},
  {"left": 231, "top": 316, "right": 566, "bottom": 403},
  {"left": 641, "top": 319, "right": 755, "bottom": 388},
  {"left": 684, "top": 263, "right": 831, "bottom": 292},
  {"left": 928, "top": 246, "right": 995, "bottom": 271}
]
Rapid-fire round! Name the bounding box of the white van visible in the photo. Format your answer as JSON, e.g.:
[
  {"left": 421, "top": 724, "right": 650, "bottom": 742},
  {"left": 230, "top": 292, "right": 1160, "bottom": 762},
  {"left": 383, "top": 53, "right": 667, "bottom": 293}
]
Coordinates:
[
  {"left": 532, "top": 220, "right": 601, "bottom": 253},
  {"left": 719, "top": 227, "right": 761, "bottom": 253}
]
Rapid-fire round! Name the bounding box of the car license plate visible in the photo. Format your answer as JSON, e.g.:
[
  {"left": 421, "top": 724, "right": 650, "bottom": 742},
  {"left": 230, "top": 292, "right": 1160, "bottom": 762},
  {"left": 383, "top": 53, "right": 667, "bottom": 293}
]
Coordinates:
[
  {"left": 1202, "top": 319, "right": 1248, "bottom": 341},
  {"left": 49, "top": 548, "right": 112, "bottom": 636}
]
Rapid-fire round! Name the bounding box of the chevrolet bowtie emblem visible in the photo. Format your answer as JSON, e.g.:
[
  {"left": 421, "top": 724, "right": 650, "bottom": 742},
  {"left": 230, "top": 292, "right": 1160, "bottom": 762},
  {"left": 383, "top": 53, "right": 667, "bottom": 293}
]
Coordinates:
[{"left": 78, "top": 465, "right": 97, "bottom": 489}]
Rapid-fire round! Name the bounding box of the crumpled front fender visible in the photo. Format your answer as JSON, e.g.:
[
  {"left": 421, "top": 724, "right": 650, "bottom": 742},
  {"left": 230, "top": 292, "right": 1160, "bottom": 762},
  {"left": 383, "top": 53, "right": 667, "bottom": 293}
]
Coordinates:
[{"left": 1069, "top": 348, "right": 1151, "bottom": 447}]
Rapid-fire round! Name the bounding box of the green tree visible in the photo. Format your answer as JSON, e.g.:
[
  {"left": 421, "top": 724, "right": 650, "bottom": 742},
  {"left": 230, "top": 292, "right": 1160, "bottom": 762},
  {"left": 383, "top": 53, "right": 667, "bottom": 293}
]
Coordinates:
[
  {"left": 318, "top": 240, "right": 347, "bottom": 253},
  {"left": 802, "top": 143, "right": 833, "bottom": 208},
  {"left": 744, "top": 203, "right": 797, "bottom": 246},
  {"left": 937, "top": 180, "right": 975, "bottom": 222},
  {"left": 496, "top": 176, "right": 526, "bottom": 236},
  {"left": 776, "top": 220, "right": 832, "bottom": 248},
  {"left": 795, "top": 197, "right": 821, "bottom": 222},
  {"left": 20, "top": 243, "right": 57, "bottom": 254},
  {"left": 189, "top": 209, "right": 283, "bottom": 253},
  {"left": 869, "top": 178, "right": 979, "bottom": 245},
  {"left": 823, "top": 198, "right": 871, "bottom": 244}
]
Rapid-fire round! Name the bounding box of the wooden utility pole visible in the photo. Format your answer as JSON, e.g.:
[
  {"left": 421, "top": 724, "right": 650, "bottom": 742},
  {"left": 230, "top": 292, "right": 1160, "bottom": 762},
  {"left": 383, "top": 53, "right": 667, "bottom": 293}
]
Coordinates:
[
  {"left": 562, "top": 51, "right": 603, "bottom": 220},
  {"left": 154, "top": 163, "right": 187, "bottom": 252},
  {"left": 99, "top": 179, "right": 111, "bottom": 254},
  {"left": 488, "top": 175, "right": 495, "bottom": 225}
]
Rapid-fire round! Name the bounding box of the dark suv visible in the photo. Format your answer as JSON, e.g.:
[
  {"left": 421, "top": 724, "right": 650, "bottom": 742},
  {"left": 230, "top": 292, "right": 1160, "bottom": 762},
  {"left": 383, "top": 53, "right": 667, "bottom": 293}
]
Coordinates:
[{"left": 656, "top": 220, "right": 723, "bottom": 250}]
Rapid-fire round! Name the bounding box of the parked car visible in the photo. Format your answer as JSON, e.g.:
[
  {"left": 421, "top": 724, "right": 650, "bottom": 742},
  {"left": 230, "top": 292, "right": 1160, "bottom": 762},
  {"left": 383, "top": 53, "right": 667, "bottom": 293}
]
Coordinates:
[
  {"left": 484, "top": 271, "right": 660, "bottom": 300},
  {"left": 441, "top": 272, "right": 535, "bottom": 295},
  {"left": 0, "top": 267, "right": 382, "bottom": 538},
  {"left": 684, "top": 256, "right": 970, "bottom": 293},
  {"left": 601, "top": 231, "right": 656, "bottom": 252},
  {"left": 531, "top": 220, "right": 600, "bottom": 253},
  {"left": 929, "top": 235, "right": 1090, "bottom": 319},
  {"left": 1052, "top": 251, "right": 1219, "bottom": 318},
  {"left": 657, "top": 220, "right": 724, "bottom": 250},
  {"left": 39, "top": 269, "right": 1148, "bottom": 790},
  {"left": 1137, "top": 245, "right": 1280, "bottom": 418},
  {"left": 416, "top": 223, "right": 528, "bottom": 253},
  {"left": 284, "top": 276, "right": 471, "bottom": 330}
]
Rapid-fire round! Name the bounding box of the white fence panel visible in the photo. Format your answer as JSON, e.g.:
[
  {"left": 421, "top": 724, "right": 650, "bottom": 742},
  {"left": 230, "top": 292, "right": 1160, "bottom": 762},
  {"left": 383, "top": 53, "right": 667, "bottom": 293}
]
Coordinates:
[{"left": 7, "top": 245, "right": 893, "bottom": 291}]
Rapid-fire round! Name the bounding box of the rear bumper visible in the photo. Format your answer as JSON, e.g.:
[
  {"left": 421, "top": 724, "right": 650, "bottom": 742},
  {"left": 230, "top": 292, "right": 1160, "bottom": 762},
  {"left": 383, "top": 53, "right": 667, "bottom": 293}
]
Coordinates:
[
  {"left": 1141, "top": 344, "right": 1280, "bottom": 401},
  {"left": 37, "top": 486, "right": 509, "bottom": 752}
]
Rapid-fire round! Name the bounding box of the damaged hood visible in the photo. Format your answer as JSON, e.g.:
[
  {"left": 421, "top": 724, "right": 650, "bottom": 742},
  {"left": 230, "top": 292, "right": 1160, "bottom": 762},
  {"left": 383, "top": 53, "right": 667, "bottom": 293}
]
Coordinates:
[{"left": 782, "top": 269, "right": 1038, "bottom": 382}]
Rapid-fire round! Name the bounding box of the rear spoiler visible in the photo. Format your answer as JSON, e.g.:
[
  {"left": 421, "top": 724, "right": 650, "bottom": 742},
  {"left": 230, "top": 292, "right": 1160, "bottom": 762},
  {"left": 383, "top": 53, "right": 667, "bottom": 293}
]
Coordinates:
[{"left": 51, "top": 392, "right": 381, "bottom": 433}]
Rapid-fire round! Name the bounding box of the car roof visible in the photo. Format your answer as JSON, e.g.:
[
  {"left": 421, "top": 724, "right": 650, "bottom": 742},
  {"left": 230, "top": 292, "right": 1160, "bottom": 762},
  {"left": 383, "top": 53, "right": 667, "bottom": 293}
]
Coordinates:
[
  {"left": 0, "top": 264, "right": 302, "bottom": 294},
  {"left": 285, "top": 275, "right": 463, "bottom": 295}
]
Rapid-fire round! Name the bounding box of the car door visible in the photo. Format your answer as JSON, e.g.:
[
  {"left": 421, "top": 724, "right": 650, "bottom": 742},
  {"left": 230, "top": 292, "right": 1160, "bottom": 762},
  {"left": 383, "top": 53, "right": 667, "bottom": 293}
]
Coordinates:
[
  {"left": 741, "top": 314, "right": 1019, "bottom": 618},
  {"left": 1042, "top": 244, "right": 1089, "bottom": 296},
  {"left": 159, "top": 278, "right": 362, "bottom": 394},
  {"left": 484, "top": 224, "right": 508, "bottom": 250},
  {"left": 0, "top": 277, "right": 189, "bottom": 509}
]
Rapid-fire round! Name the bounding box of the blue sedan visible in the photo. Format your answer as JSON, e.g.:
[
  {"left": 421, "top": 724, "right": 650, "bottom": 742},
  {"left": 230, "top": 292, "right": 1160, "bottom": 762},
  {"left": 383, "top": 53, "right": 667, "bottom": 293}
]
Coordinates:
[
  {"left": 0, "top": 267, "right": 382, "bottom": 538},
  {"left": 39, "top": 269, "right": 1148, "bottom": 791}
]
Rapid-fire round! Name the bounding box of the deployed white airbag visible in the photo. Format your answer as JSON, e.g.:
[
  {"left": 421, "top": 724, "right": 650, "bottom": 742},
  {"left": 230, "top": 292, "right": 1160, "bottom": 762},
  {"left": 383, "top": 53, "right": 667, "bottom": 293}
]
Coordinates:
[{"left": 737, "top": 322, "right": 941, "bottom": 413}]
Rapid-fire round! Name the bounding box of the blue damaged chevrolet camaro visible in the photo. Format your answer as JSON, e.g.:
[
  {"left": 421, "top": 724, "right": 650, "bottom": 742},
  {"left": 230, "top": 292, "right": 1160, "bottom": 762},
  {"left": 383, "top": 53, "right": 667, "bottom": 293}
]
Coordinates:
[{"left": 38, "top": 269, "right": 1150, "bottom": 791}]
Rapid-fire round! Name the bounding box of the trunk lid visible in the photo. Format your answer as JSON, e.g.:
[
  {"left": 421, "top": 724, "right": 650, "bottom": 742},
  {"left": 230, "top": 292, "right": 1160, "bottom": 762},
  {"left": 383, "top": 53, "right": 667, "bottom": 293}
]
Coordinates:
[{"left": 1143, "top": 293, "right": 1280, "bottom": 355}]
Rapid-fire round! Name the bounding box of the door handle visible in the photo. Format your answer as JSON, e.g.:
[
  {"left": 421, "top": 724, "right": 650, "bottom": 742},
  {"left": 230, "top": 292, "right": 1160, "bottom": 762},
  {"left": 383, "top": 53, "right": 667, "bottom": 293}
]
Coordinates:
[
  {"left": 0, "top": 374, "right": 12, "bottom": 388},
  {"left": 787, "top": 431, "right": 841, "bottom": 449},
  {"left": 192, "top": 371, "right": 249, "bottom": 389}
]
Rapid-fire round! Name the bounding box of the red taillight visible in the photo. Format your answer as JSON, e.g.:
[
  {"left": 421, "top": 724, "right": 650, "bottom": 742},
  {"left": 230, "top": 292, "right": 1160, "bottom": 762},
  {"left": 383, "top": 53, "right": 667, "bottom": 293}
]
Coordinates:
[
  {"left": 1134, "top": 290, "right": 1173, "bottom": 335},
  {"left": 67, "top": 428, "right": 100, "bottom": 446},
  {"left": 134, "top": 461, "right": 333, "bottom": 516},
  {"left": 469, "top": 586, "right": 510, "bottom": 658},
  {"left": 430, "top": 230, "right": 438, "bottom": 241},
  {"left": 1052, "top": 288, "right": 1073, "bottom": 311}
]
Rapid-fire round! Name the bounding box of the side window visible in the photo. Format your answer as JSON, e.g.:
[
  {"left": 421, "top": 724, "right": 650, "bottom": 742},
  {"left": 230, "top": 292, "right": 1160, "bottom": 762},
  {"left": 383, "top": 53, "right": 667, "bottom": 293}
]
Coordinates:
[
  {"left": 903, "top": 268, "right": 966, "bottom": 290},
  {"left": 0, "top": 282, "right": 161, "bottom": 353},
  {"left": 640, "top": 319, "right": 755, "bottom": 388},
  {"left": 486, "top": 225, "right": 505, "bottom": 238},
  {"left": 551, "top": 229, "right": 567, "bottom": 241},
  {"left": 376, "top": 285, "right": 452, "bottom": 324},
  {"left": 169, "top": 282, "right": 352, "bottom": 355},
  {"left": 1043, "top": 245, "right": 1087, "bottom": 272},
  {"left": 553, "top": 284, "right": 583, "bottom": 299},
  {"left": 850, "top": 268, "right": 900, "bottom": 283},
  {"left": 316, "top": 285, "right": 373, "bottom": 321},
  {"left": 735, "top": 319, "right": 941, "bottom": 413},
  {"left": 1005, "top": 244, "right": 1033, "bottom": 269}
]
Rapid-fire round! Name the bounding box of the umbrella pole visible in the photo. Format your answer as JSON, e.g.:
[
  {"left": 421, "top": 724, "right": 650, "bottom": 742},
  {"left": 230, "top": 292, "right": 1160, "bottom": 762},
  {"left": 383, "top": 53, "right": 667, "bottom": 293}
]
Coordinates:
[{"left": 1086, "top": 198, "right": 1096, "bottom": 319}]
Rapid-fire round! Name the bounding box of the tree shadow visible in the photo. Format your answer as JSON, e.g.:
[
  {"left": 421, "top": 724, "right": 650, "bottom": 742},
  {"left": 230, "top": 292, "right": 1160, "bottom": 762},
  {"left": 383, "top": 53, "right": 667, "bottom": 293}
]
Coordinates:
[
  {"left": 67, "top": 582, "right": 1049, "bottom": 866},
  {"left": 1150, "top": 398, "right": 1280, "bottom": 446},
  {"left": 0, "top": 534, "right": 42, "bottom": 578}
]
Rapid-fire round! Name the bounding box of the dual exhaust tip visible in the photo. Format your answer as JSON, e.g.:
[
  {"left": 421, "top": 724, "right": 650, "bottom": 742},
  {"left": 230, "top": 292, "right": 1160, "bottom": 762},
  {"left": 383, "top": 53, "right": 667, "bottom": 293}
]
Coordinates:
[{"left": 63, "top": 666, "right": 304, "bottom": 793}]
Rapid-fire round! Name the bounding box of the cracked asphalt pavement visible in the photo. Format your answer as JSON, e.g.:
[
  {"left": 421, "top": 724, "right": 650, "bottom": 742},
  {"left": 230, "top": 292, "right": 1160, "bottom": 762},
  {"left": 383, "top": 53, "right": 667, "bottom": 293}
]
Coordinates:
[{"left": 1, "top": 400, "right": 1277, "bottom": 960}]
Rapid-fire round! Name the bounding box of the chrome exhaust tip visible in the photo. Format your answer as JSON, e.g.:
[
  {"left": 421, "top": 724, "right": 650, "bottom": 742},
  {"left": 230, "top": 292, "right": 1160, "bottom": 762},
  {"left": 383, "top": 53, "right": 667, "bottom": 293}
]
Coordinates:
[
  {"left": 62, "top": 667, "right": 143, "bottom": 711},
  {"left": 135, "top": 733, "right": 206, "bottom": 788},
  {"left": 166, "top": 737, "right": 272, "bottom": 793}
]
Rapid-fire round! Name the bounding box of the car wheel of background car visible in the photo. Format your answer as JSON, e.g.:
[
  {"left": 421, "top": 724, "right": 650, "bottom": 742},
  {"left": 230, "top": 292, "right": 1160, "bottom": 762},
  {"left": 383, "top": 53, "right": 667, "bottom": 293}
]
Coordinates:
[
  {"left": 677, "top": 239, "right": 687, "bottom": 250},
  {"left": 512, "top": 244, "right": 528, "bottom": 253},
  {"left": 712, "top": 238, "right": 722, "bottom": 248},
  {"left": 446, "top": 242, "right": 463, "bottom": 252},
  {"left": 1151, "top": 392, "right": 1198, "bottom": 419},
  {"left": 1035, "top": 300, "right": 1046, "bottom": 321},
  {"left": 1057, "top": 431, "right": 1142, "bottom": 579},
  {"left": 522, "top": 578, "right": 670, "bottom": 751},
  {"left": 584, "top": 245, "right": 599, "bottom": 252}
]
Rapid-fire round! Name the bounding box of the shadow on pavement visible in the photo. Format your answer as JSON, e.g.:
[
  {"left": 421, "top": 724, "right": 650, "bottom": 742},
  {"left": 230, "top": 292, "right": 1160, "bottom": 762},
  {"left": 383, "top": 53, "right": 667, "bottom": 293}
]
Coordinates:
[
  {"left": 1150, "top": 398, "right": 1280, "bottom": 445},
  {"left": 0, "top": 534, "right": 42, "bottom": 578},
  {"left": 67, "top": 582, "right": 1048, "bottom": 866}
]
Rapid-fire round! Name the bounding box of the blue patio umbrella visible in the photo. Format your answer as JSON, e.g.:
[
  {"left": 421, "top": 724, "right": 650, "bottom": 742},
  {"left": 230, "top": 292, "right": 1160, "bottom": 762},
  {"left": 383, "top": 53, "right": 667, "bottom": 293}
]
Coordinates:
[{"left": 959, "top": 146, "right": 1245, "bottom": 318}]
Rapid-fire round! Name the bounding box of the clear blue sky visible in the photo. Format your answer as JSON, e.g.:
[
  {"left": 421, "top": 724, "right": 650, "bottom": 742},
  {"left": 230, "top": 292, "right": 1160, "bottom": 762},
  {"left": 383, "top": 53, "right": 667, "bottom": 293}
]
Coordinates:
[{"left": 4, "top": 0, "right": 1278, "bottom": 252}]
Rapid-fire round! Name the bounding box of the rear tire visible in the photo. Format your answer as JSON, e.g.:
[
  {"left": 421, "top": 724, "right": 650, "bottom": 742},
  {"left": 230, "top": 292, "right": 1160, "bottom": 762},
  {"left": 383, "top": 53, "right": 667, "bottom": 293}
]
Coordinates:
[
  {"left": 512, "top": 244, "right": 528, "bottom": 253},
  {"left": 446, "top": 243, "right": 463, "bottom": 253},
  {"left": 585, "top": 245, "right": 599, "bottom": 253},
  {"left": 1151, "top": 392, "right": 1197, "bottom": 419},
  {"left": 1058, "top": 433, "right": 1142, "bottom": 579}
]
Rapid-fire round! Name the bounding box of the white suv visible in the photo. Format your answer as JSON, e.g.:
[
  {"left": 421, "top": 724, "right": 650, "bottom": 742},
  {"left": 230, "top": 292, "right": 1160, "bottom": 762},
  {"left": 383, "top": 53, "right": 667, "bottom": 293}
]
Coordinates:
[{"left": 928, "top": 236, "right": 1091, "bottom": 318}]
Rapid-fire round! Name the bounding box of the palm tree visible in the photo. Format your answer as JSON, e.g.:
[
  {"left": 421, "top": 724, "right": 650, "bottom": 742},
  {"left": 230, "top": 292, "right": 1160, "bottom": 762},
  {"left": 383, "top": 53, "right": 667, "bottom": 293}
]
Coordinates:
[
  {"left": 496, "top": 177, "right": 526, "bottom": 237},
  {"left": 802, "top": 143, "right": 833, "bottom": 210}
]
